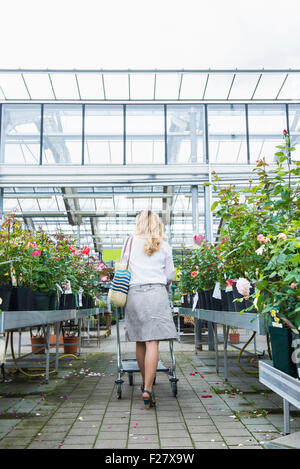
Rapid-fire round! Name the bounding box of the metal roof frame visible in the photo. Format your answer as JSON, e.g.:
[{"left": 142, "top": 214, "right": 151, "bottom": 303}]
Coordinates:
[{"left": 1, "top": 69, "right": 300, "bottom": 103}]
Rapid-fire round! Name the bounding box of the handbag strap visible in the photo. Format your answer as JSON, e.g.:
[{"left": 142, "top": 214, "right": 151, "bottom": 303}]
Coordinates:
[
  {"left": 122, "top": 236, "right": 133, "bottom": 270},
  {"left": 126, "top": 236, "right": 133, "bottom": 270}
]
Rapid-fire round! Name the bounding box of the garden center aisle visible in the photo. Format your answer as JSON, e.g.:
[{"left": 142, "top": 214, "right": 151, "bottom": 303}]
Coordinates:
[{"left": 1, "top": 320, "right": 300, "bottom": 449}]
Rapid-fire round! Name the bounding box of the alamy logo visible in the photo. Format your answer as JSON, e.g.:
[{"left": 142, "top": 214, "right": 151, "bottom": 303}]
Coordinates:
[{"left": 291, "top": 339, "right": 300, "bottom": 365}]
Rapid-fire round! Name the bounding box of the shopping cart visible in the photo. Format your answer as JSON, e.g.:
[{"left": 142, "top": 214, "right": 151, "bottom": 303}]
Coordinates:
[{"left": 114, "top": 305, "right": 179, "bottom": 399}]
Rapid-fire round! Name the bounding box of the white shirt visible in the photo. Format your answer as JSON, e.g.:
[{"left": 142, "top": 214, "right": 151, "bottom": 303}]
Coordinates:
[{"left": 121, "top": 236, "right": 175, "bottom": 286}]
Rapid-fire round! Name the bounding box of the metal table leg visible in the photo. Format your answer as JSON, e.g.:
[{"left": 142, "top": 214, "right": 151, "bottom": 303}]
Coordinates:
[
  {"left": 223, "top": 325, "right": 229, "bottom": 381},
  {"left": 55, "top": 322, "right": 62, "bottom": 373},
  {"left": 212, "top": 323, "right": 219, "bottom": 373},
  {"left": 283, "top": 399, "right": 290, "bottom": 434},
  {"left": 45, "top": 324, "right": 50, "bottom": 384},
  {"left": 18, "top": 329, "right": 22, "bottom": 357}
]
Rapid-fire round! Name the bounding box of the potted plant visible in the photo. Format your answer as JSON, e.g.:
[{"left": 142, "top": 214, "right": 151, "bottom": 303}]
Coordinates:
[{"left": 229, "top": 327, "right": 240, "bottom": 344}]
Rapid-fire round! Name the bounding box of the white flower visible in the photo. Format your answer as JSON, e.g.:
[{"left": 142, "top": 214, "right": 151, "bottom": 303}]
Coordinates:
[
  {"left": 255, "top": 245, "right": 265, "bottom": 255},
  {"left": 236, "top": 278, "right": 251, "bottom": 297}
]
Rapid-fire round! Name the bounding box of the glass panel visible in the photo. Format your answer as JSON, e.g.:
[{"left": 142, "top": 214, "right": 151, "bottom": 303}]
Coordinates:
[
  {"left": 76, "top": 73, "right": 104, "bottom": 100},
  {"left": 23, "top": 73, "right": 55, "bottom": 100},
  {"left": 84, "top": 105, "right": 123, "bottom": 164},
  {"left": 102, "top": 74, "right": 129, "bottom": 100},
  {"left": 130, "top": 73, "right": 155, "bottom": 100},
  {"left": 126, "top": 105, "right": 165, "bottom": 164},
  {"left": 248, "top": 104, "right": 287, "bottom": 163},
  {"left": 155, "top": 74, "right": 181, "bottom": 100},
  {"left": 167, "top": 105, "right": 205, "bottom": 164},
  {"left": 278, "top": 73, "right": 300, "bottom": 99},
  {"left": 229, "top": 73, "right": 260, "bottom": 99},
  {"left": 42, "top": 105, "right": 82, "bottom": 164},
  {"left": 208, "top": 104, "right": 247, "bottom": 164},
  {"left": 49, "top": 73, "right": 79, "bottom": 100},
  {"left": 288, "top": 104, "right": 300, "bottom": 161},
  {"left": 0, "top": 104, "right": 41, "bottom": 164},
  {"left": 179, "top": 73, "right": 208, "bottom": 99},
  {"left": 253, "top": 73, "right": 287, "bottom": 99},
  {"left": 204, "top": 73, "right": 234, "bottom": 99},
  {"left": 0, "top": 74, "right": 29, "bottom": 99}
]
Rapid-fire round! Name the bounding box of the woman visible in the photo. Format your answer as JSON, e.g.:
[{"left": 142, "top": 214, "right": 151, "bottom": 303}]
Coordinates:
[{"left": 121, "top": 210, "right": 177, "bottom": 409}]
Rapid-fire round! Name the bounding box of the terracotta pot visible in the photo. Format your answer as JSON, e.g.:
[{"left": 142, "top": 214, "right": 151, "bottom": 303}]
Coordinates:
[
  {"left": 229, "top": 333, "right": 240, "bottom": 344},
  {"left": 31, "top": 336, "right": 45, "bottom": 354},
  {"left": 49, "top": 334, "right": 63, "bottom": 348},
  {"left": 63, "top": 335, "right": 79, "bottom": 354}
]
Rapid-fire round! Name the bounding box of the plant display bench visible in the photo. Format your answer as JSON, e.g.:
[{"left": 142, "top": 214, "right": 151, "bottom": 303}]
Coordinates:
[
  {"left": 0, "top": 307, "right": 100, "bottom": 383},
  {"left": 179, "top": 307, "right": 266, "bottom": 381},
  {"left": 259, "top": 360, "right": 300, "bottom": 435}
]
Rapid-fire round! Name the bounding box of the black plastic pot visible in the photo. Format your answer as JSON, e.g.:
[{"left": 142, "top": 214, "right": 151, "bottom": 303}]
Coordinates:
[
  {"left": 182, "top": 294, "right": 192, "bottom": 308},
  {"left": 59, "top": 293, "right": 77, "bottom": 309},
  {"left": 204, "top": 290, "right": 213, "bottom": 310},
  {"left": 11, "top": 287, "right": 34, "bottom": 311},
  {"left": 198, "top": 290, "right": 206, "bottom": 309},
  {"left": 0, "top": 285, "right": 13, "bottom": 311},
  {"left": 32, "top": 291, "right": 51, "bottom": 311},
  {"left": 49, "top": 292, "right": 60, "bottom": 310},
  {"left": 211, "top": 295, "right": 222, "bottom": 311},
  {"left": 232, "top": 284, "right": 245, "bottom": 312},
  {"left": 232, "top": 283, "right": 256, "bottom": 313},
  {"left": 226, "top": 290, "right": 236, "bottom": 312},
  {"left": 221, "top": 289, "right": 236, "bottom": 311},
  {"left": 268, "top": 325, "right": 298, "bottom": 378}
]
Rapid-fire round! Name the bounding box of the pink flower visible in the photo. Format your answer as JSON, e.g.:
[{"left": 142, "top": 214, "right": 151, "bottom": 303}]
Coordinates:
[
  {"left": 236, "top": 278, "right": 251, "bottom": 297},
  {"left": 101, "top": 276, "right": 108, "bottom": 282},
  {"left": 31, "top": 250, "right": 42, "bottom": 257},
  {"left": 96, "top": 262, "right": 105, "bottom": 271},
  {"left": 194, "top": 234, "right": 205, "bottom": 245},
  {"left": 82, "top": 246, "right": 90, "bottom": 255},
  {"left": 283, "top": 129, "right": 288, "bottom": 135},
  {"left": 257, "top": 234, "right": 265, "bottom": 243},
  {"left": 226, "top": 279, "right": 234, "bottom": 288},
  {"left": 291, "top": 283, "right": 297, "bottom": 289},
  {"left": 278, "top": 233, "right": 287, "bottom": 240},
  {"left": 69, "top": 246, "right": 76, "bottom": 253},
  {"left": 74, "top": 250, "right": 81, "bottom": 256},
  {"left": 191, "top": 271, "right": 198, "bottom": 278}
]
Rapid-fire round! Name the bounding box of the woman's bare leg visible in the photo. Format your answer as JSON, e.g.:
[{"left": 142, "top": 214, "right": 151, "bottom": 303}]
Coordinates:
[
  {"left": 143, "top": 340, "right": 159, "bottom": 397},
  {"left": 136, "top": 341, "right": 146, "bottom": 385}
]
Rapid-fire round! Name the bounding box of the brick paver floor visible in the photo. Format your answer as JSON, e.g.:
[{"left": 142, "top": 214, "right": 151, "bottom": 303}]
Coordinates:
[{"left": 0, "top": 321, "right": 299, "bottom": 449}]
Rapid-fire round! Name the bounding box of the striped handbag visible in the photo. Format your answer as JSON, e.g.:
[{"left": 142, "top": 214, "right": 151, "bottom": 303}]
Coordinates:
[{"left": 108, "top": 236, "right": 133, "bottom": 307}]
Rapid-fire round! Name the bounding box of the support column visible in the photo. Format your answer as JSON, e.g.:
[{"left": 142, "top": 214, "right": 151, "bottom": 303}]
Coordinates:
[
  {"left": 204, "top": 183, "right": 213, "bottom": 243},
  {"left": 204, "top": 178, "right": 215, "bottom": 350},
  {"left": 191, "top": 185, "right": 199, "bottom": 236},
  {"left": 0, "top": 188, "right": 3, "bottom": 223},
  {"left": 191, "top": 185, "right": 202, "bottom": 350}
]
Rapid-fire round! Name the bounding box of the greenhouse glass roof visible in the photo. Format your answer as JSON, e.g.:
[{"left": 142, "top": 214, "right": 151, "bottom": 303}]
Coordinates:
[
  {"left": 1, "top": 69, "right": 300, "bottom": 103},
  {"left": 1, "top": 69, "right": 299, "bottom": 256}
]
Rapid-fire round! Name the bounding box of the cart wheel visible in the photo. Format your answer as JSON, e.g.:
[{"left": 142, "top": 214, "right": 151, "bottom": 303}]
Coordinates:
[
  {"left": 171, "top": 381, "right": 177, "bottom": 397},
  {"left": 116, "top": 384, "right": 122, "bottom": 399},
  {"left": 128, "top": 373, "right": 133, "bottom": 386}
]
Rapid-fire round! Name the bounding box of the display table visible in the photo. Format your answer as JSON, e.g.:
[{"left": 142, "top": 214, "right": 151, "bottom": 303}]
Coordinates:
[
  {"left": 179, "top": 307, "right": 266, "bottom": 380},
  {"left": 259, "top": 360, "right": 300, "bottom": 435},
  {"left": 0, "top": 307, "right": 100, "bottom": 383}
]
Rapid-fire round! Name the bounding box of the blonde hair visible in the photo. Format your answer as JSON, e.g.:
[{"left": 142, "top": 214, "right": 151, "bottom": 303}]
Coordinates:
[{"left": 135, "top": 210, "right": 166, "bottom": 256}]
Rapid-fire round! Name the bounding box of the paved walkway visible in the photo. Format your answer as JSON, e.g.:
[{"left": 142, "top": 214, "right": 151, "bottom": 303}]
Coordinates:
[{"left": 0, "top": 321, "right": 300, "bottom": 449}]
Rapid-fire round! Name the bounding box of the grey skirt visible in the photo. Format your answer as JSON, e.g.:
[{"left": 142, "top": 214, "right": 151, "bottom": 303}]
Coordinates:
[{"left": 124, "top": 283, "right": 178, "bottom": 342}]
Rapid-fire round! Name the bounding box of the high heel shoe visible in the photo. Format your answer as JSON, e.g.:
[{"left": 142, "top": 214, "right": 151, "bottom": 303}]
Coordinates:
[{"left": 142, "top": 389, "right": 155, "bottom": 410}]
